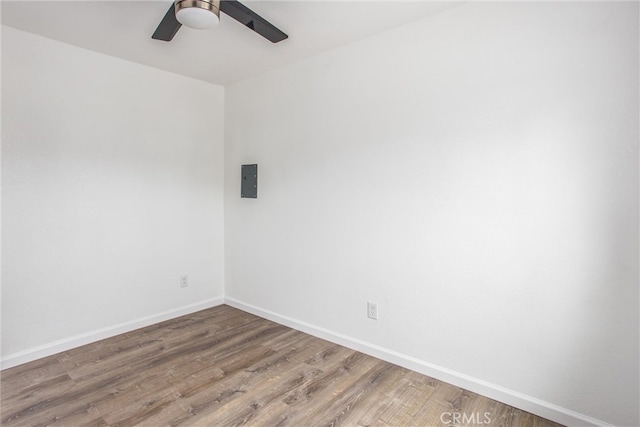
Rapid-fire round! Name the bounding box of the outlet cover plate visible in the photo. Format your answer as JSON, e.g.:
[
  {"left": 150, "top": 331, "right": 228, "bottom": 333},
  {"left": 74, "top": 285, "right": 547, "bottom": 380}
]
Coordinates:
[{"left": 367, "top": 301, "right": 378, "bottom": 320}]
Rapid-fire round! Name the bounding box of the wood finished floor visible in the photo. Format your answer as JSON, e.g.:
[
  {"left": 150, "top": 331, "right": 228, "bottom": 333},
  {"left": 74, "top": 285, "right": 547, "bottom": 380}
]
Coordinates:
[{"left": 1, "top": 305, "right": 563, "bottom": 427}]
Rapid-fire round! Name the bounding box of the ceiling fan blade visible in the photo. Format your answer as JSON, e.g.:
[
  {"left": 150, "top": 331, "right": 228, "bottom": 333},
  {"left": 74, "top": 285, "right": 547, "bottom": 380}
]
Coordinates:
[
  {"left": 152, "top": 3, "right": 182, "bottom": 42},
  {"left": 220, "top": 0, "right": 288, "bottom": 43}
]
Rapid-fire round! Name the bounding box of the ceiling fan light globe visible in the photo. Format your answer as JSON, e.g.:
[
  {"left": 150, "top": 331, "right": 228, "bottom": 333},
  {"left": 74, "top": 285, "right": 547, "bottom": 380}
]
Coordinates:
[{"left": 175, "top": 0, "right": 220, "bottom": 30}]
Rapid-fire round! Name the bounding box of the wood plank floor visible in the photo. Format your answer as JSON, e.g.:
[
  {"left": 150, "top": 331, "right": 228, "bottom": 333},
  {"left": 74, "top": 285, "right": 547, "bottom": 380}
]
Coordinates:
[{"left": 1, "top": 305, "right": 563, "bottom": 427}]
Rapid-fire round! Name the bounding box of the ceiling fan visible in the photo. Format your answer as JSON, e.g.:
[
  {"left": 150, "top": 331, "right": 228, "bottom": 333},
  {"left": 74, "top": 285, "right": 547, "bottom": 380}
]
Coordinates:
[{"left": 152, "top": 0, "right": 287, "bottom": 43}]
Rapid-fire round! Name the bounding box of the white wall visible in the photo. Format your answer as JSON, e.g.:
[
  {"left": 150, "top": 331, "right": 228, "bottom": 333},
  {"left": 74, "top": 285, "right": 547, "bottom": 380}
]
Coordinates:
[
  {"left": 225, "top": 2, "right": 639, "bottom": 426},
  {"left": 1, "top": 27, "right": 225, "bottom": 364}
]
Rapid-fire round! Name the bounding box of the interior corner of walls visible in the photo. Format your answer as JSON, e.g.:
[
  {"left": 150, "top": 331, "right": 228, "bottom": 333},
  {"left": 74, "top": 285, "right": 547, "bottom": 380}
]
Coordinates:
[{"left": 0, "top": 297, "right": 224, "bottom": 371}]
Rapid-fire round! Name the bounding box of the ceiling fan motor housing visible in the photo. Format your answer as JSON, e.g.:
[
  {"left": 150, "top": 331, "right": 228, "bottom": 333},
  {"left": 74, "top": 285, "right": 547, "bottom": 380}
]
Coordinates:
[
  {"left": 153, "top": 0, "right": 287, "bottom": 42},
  {"left": 175, "top": 0, "right": 221, "bottom": 29}
]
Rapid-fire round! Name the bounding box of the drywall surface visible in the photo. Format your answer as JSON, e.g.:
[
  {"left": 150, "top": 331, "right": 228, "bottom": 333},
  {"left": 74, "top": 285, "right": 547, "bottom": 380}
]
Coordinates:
[
  {"left": 1, "top": 27, "right": 225, "bottom": 361},
  {"left": 225, "top": 2, "right": 639, "bottom": 425}
]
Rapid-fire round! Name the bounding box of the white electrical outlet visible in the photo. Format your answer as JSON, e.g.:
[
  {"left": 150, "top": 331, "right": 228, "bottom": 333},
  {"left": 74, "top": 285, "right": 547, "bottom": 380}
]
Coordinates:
[
  {"left": 180, "top": 275, "right": 189, "bottom": 288},
  {"left": 367, "top": 301, "right": 378, "bottom": 320}
]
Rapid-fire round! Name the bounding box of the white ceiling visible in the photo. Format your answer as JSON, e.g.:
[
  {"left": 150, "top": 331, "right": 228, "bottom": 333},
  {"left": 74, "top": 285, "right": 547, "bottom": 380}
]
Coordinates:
[{"left": 1, "top": 0, "right": 462, "bottom": 85}]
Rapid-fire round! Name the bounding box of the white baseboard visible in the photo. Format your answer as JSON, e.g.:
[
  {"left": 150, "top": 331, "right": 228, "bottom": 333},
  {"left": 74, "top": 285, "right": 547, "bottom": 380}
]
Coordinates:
[
  {"left": 224, "top": 297, "right": 610, "bottom": 427},
  {"left": 1, "top": 295, "right": 611, "bottom": 427},
  {"left": 0, "top": 297, "right": 224, "bottom": 370}
]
